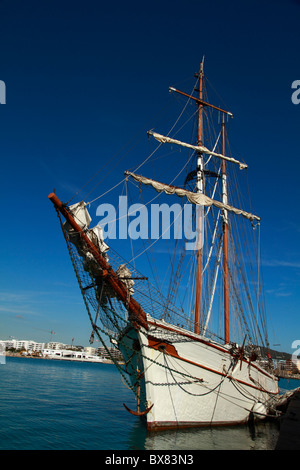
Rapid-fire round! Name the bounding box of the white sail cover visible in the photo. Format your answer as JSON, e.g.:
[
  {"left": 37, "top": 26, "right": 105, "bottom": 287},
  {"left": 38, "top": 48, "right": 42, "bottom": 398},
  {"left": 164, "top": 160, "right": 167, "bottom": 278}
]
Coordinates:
[
  {"left": 68, "top": 201, "right": 92, "bottom": 228},
  {"left": 116, "top": 264, "right": 134, "bottom": 295},
  {"left": 148, "top": 131, "right": 248, "bottom": 170},
  {"left": 88, "top": 226, "right": 109, "bottom": 255},
  {"left": 125, "top": 171, "right": 260, "bottom": 222},
  {"left": 64, "top": 201, "right": 110, "bottom": 255}
]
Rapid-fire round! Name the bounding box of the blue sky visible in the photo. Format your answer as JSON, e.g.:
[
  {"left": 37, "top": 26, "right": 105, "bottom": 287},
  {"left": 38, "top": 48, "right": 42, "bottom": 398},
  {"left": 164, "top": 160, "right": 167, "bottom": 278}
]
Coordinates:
[{"left": 0, "top": 0, "right": 299, "bottom": 352}]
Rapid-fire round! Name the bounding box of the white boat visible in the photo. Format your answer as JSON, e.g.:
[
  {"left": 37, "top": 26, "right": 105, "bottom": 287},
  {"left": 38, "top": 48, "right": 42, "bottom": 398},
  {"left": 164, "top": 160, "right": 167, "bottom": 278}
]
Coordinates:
[
  {"left": 49, "top": 61, "right": 279, "bottom": 430},
  {"left": 120, "top": 316, "right": 278, "bottom": 429}
]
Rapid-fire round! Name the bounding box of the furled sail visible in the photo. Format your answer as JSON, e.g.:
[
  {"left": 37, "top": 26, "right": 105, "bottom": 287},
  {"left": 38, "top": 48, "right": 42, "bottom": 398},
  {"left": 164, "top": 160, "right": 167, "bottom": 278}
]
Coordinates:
[
  {"left": 116, "top": 264, "right": 135, "bottom": 295},
  {"left": 148, "top": 131, "right": 248, "bottom": 170},
  {"left": 63, "top": 201, "right": 109, "bottom": 256},
  {"left": 125, "top": 171, "right": 260, "bottom": 222},
  {"left": 66, "top": 201, "right": 92, "bottom": 229}
]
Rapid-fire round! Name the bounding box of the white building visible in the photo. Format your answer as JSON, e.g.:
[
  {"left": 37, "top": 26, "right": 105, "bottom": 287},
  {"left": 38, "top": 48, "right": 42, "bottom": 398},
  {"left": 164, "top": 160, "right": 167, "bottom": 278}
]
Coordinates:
[
  {"left": 42, "top": 348, "right": 103, "bottom": 362},
  {"left": 1, "top": 339, "right": 45, "bottom": 352},
  {"left": 84, "top": 346, "right": 97, "bottom": 355},
  {"left": 0, "top": 339, "right": 122, "bottom": 362},
  {"left": 44, "top": 342, "right": 66, "bottom": 350},
  {"left": 97, "top": 346, "right": 123, "bottom": 361}
]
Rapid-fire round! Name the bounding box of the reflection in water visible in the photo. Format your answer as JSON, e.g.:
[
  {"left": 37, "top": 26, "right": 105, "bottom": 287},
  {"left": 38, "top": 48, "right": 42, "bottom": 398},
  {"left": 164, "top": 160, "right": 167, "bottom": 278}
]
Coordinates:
[
  {"left": 125, "top": 377, "right": 296, "bottom": 451},
  {"left": 128, "top": 419, "right": 280, "bottom": 450}
]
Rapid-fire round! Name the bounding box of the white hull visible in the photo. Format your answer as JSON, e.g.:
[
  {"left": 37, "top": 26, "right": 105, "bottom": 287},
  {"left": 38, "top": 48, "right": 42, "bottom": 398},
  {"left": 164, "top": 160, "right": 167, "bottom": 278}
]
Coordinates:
[{"left": 119, "top": 316, "right": 279, "bottom": 430}]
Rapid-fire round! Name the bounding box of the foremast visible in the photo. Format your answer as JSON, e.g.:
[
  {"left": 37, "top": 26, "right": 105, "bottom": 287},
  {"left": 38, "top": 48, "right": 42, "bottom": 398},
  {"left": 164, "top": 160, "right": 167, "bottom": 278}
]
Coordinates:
[
  {"left": 194, "top": 60, "right": 204, "bottom": 335},
  {"left": 195, "top": 62, "right": 229, "bottom": 342}
]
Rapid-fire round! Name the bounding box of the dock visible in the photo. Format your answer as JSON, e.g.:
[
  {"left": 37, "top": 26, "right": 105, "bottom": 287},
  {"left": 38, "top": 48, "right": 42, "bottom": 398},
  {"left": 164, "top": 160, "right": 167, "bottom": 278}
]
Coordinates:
[{"left": 275, "top": 390, "right": 300, "bottom": 450}]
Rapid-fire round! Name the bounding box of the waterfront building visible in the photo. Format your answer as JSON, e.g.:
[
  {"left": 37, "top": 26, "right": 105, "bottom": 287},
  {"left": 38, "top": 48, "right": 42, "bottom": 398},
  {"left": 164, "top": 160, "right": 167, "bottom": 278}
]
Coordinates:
[
  {"left": 44, "top": 342, "right": 66, "bottom": 350},
  {"left": 0, "top": 339, "right": 45, "bottom": 352},
  {"left": 97, "top": 346, "right": 123, "bottom": 362},
  {"left": 0, "top": 339, "right": 123, "bottom": 362},
  {"left": 42, "top": 348, "right": 104, "bottom": 362},
  {"left": 84, "top": 346, "right": 97, "bottom": 355}
]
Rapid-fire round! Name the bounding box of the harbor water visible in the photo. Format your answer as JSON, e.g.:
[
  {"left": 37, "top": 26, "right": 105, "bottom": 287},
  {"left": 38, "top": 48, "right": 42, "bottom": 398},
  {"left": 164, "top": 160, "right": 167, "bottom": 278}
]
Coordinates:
[{"left": 0, "top": 356, "right": 296, "bottom": 450}]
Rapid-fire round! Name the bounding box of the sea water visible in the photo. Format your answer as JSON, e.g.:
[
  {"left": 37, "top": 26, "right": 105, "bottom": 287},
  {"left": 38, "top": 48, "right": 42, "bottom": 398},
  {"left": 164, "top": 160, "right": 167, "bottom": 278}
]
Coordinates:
[{"left": 0, "top": 356, "right": 295, "bottom": 450}]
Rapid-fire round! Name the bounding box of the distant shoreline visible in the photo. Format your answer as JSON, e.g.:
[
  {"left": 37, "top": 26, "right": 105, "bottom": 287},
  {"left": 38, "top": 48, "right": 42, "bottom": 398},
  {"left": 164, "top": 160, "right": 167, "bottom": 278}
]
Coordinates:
[{"left": 4, "top": 351, "right": 123, "bottom": 365}]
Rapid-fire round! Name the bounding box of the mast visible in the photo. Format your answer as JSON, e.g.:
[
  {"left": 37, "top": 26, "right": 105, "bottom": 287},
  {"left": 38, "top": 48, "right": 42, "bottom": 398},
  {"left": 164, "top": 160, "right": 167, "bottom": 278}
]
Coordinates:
[
  {"left": 194, "top": 60, "right": 204, "bottom": 335},
  {"left": 222, "top": 114, "right": 230, "bottom": 343}
]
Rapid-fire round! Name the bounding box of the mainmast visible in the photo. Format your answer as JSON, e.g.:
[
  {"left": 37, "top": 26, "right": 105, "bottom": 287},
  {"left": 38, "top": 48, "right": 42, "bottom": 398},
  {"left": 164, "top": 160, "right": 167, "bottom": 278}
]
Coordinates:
[{"left": 194, "top": 60, "right": 204, "bottom": 335}]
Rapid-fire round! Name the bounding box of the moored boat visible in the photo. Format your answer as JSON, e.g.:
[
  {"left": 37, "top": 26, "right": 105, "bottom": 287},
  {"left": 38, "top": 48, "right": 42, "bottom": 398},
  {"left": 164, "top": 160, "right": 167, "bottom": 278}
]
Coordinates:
[{"left": 49, "top": 61, "right": 279, "bottom": 430}]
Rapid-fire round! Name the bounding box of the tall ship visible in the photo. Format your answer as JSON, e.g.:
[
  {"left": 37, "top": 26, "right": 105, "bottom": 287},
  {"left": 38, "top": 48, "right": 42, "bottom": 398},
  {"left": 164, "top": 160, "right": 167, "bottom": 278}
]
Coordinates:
[{"left": 49, "top": 61, "right": 279, "bottom": 430}]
